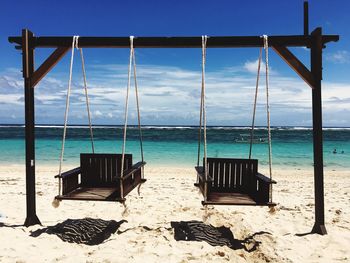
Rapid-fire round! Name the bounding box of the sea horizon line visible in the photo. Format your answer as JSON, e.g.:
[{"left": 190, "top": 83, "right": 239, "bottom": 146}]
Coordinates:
[{"left": 1, "top": 124, "right": 350, "bottom": 130}]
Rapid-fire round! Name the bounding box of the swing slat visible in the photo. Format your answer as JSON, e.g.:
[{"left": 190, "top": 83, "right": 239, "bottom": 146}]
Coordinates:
[
  {"left": 195, "top": 158, "right": 275, "bottom": 206},
  {"left": 55, "top": 154, "right": 146, "bottom": 202}
]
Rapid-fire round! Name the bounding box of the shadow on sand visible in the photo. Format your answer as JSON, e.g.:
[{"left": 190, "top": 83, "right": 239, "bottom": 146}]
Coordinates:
[
  {"left": 0, "top": 222, "right": 24, "bottom": 228},
  {"left": 30, "top": 218, "right": 127, "bottom": 245},
  {"left": 295, "top": 232, "right": 315, "bottom": 237},
  {"left": 171, "top": 220, "right": 271, "bottom": 252}
]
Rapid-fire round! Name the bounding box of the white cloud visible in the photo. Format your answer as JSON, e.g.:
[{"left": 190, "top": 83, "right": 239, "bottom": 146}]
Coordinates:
[
  {"left": 0, "top": 94, "right": 23, "bottom": 105},
  {"left": 244, "top": 59, "right": 263, "bottom": 73},
  {"left": 243, "top": 59, "right": 275, "bottom": 75},
  {"left": 326, "top": 50, "right": 350, "bottom": 64},
  {"left": 0, "top": 75, "right": 22, "bottom": 92},
  {"left": 94, "top": 110, "right": 103, "bottom": 117},
  {"left": 0, "top": 62, "right": 349, "bottom": 126}
]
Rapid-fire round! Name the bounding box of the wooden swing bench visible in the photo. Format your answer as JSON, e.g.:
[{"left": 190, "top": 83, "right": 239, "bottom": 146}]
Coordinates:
[
  {"left": 55, "top": 153, "right": 146, "bottom": 202},
  {"left": 195, "top": 158, "right": 276, "bottom": 206}
]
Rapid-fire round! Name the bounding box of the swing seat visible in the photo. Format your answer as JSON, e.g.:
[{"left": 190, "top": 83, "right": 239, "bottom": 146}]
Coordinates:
[
  {"left": 195, "top": 158, "right": 276, "bottom": 206},
  {"left": 55, "top": 153, "right": 146, "bottom": 202}
]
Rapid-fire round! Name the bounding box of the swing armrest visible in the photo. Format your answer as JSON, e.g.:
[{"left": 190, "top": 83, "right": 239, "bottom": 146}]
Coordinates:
[
  {"left": 195, "top": 166, "right": 214, "bottom": 182},
  {"left": 117, "top": 162, "right": 146, "bottom": 180},
  {"left": 54, "top": 167, "right": 81, "bottom": 178},
  {"left": 255, "top": 172, "right": 276, "bottom": 184},
  {"left": 195, "top": 166, "right": 203, "bottom": 174}
]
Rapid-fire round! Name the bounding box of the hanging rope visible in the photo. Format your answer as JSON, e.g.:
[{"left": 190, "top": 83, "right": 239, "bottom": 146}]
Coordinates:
[
  {"left": 249, "top": 48, "right": 263, "bottom": 159},
  {"left": 197, "top": 36, "right": 207, "bottom": 166},
  {"left": 58, "top": 36, "right": 78, "bottom": 195},
  {"left": 57, "top": 36, "right": 95, "bottom": 196},
  {"left": 248, "top": 36, "right": 273, "bottom": 203},
  {"left": 76, "top": 38, "right": 95, "bottom": 153},
  {"left": 120, "top": 36, "right": 134, "bottom": 181},
  {"left": 263, "top": 35, "right": 273, "bottom": 179},
  {"left": 201, "top": 36, "right": 208, "bottom": 187},
  {"left": 131, "top": 41, "right": 144, "bottom": 163},
  {"left": 263, "top": 35, "right": 273, "bottom": 203},
  {"left": 196, "top": 74, "right": 204, "bottom": 167}
]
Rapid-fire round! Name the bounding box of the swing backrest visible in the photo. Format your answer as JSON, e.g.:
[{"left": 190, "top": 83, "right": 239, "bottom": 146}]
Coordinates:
[
  {"left": 204, "top": 158, "right": 258, "bottom": 193},
  {"left": 80, "top": 153, "right": 133, "bottom": 187}
]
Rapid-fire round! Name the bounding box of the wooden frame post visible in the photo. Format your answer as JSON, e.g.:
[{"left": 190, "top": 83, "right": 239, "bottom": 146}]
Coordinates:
[
  {"left": 22, "top": 29, "right": 41, "bottom": 227},
  {"left": 310, "top": 27, "right": 327, "bottom": 235},
  {"left": 304, "top": 1, "right": 309, "bottom": 36}
]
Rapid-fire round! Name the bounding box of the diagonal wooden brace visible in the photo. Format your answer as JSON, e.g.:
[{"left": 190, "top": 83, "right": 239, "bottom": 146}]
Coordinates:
[
  {"left": 31, "top": 47, "right": 70, "bottom": 88},
  {"left": 273, "top": 45, "right": 315, "bottom": 89}
]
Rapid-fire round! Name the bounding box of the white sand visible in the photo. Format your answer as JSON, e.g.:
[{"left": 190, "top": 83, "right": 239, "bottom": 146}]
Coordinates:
[{"left": 0, "top": 164, "right": 349, "bottom": 262}]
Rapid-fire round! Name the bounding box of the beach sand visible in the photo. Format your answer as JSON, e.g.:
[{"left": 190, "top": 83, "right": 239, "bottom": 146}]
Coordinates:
[{"left": 0, "top": 164, "right": 349, "bottom": 262}]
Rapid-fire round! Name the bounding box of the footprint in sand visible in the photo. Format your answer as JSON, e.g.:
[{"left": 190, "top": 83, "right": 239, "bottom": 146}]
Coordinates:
[{"left": 332, "top": 209, "right": 342, "bottom": 224}]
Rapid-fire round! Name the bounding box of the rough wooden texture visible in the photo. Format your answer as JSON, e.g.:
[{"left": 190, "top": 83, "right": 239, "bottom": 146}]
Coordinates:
[
  {"left": 195, "top": 158, "right": 275, "bottom": 206},
  {"left": 56, "top": 154, "right": 146, "bottom": 202}
]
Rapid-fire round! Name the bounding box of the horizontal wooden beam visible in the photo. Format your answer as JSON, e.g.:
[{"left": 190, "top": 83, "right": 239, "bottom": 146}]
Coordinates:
[
  {"left": 9, "top": 34, "right": 339, "bottom": 49},
  {"left": 31, "top": 47, "right": 70, "bottom": 87},
  {"left": 273, "top": 45, "right": 315, "bottom": 88}
]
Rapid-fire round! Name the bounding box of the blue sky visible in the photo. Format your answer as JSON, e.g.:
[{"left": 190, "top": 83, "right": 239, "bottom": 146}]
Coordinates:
[{"left": 1, "top": 0, "right": 349, "bottom": 126}]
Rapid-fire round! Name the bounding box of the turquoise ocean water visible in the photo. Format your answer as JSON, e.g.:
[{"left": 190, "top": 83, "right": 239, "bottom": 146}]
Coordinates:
[{"left": 0, "top": 125, "right": 349, "bottom": 170}]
